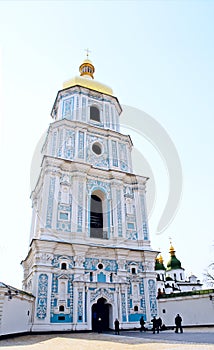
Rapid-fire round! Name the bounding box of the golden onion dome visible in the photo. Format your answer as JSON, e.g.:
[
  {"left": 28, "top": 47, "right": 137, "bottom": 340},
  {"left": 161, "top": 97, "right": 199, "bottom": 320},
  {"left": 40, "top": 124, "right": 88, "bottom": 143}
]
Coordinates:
[
  {"left": 63, "top": 56, "right": 113, "bottom": 96},
  {"left": 79, "top": 58, "right": 95, "bottom": 79}
]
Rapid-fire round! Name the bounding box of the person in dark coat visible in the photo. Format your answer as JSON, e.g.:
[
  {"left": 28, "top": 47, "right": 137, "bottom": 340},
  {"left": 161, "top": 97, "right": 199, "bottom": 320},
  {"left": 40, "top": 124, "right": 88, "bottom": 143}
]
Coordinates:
[
  {"left": 114, "top": 318, "right": 120, "bottom": 335},
  {"left": 175, "top": 313, "right": 183, "bottom": 333},
  {"left": 156, "top": 317, "right": 162, "bottom": 333},
  {"left": 151, "top": 316, "right": 157, "bottom": 334},
  {"left": 140, "top": 316, "right": 146, "bottom": 332}
]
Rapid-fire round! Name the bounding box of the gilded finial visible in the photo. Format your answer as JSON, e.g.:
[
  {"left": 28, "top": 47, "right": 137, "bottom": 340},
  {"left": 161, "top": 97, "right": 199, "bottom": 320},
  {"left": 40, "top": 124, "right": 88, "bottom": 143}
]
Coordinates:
[{"left": 169, "top": 237, "right": 175, "bottom": 256}]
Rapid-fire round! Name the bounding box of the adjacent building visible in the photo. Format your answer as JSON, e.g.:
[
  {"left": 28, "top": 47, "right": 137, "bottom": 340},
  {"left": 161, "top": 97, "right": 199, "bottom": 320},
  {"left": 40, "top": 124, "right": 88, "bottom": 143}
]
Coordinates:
[{"left": 155, "top": 243, "right": 203, "bottom": 297}]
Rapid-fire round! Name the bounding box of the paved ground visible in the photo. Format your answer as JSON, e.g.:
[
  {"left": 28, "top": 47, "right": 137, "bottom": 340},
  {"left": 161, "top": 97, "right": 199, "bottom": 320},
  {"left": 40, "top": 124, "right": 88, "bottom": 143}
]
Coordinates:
[{"left": 0, "top": 328, "right": 214, "bottom": 350}]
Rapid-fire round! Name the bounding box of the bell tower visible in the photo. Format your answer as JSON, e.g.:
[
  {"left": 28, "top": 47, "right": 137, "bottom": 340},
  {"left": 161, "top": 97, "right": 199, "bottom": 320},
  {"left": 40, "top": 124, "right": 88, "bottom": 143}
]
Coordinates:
[{"left": 22, "top": 55, "right": 158, "bottom": 332}]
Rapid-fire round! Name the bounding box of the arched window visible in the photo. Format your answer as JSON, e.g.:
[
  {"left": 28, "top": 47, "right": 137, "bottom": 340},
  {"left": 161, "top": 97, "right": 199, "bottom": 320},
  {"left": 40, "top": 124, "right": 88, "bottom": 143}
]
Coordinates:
[
  {"left": 90, "top": 106, "right": 100, "bottom": 122},
  {"left": 134, "top": 305, "right": 138, "bottom": 312},
  {"left": 131, "top": 267, "right": 136, "bottom": 275},
  {"left": 90, "top": 194, "right": 103, "bottom": 238},
  {"left": 59, "top": 305, "right": 64, "bottom": 312},
  {"left": 61, "top": 263, "right": 67, "bottom": 270}
]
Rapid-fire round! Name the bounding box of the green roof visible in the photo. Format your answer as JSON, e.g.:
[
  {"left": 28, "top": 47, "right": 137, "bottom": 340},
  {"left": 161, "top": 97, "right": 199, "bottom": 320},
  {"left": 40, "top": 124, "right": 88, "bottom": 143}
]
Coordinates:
[
  {"left": 155, "top": 259, "right": 166, "bottom": 271},
  {"left": 166, "top": 255, "right": 182, "bottom": 270}
]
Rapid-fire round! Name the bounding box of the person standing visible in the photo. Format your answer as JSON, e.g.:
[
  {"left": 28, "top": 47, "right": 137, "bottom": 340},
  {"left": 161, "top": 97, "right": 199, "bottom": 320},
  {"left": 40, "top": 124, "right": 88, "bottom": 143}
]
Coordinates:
[
  {"left": 156, "top": 317, "right": 162, "bottom": 333},
  {"left": 114, "top": 318, "right": 120, "bottom": 335},
  {"left": 175, "top": 313, "right": 183, "bottom": 333},
  {"left": 140, "top": 316, "right": 145, "bottom": 332},
  {"left": 151, "top": 316, "right": 157, "bottom": 334}
]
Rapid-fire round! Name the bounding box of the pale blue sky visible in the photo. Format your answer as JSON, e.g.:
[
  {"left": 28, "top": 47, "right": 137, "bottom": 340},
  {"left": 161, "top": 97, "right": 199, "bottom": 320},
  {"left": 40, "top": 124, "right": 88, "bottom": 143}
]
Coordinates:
[{"left": 0, "top": 0, "right": 213, "bottom": 288}]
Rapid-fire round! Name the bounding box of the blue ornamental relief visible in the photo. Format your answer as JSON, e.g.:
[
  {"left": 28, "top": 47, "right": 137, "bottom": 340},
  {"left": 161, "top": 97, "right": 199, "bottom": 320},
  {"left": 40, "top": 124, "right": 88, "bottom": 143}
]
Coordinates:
[
  {"left": 37, "top": 274, "right": 48, "bottom": 319},
  {"left": 140, "top": 195, "right": 149, "bottom": 240},
  {"left": 77, "top": 182, "right": 84, "bottom": 232},
  {"left": 148, "top": 279, "right": 157, "bottom": 317},
  {"left": 127, "top": 282, "right": 131, "bottom": 316},
  {"left": 78, "top": 131, "right": 85, "bottom": 159},
  {"left": 62, "top": 97, "right": 74, "bottom": 120},
  {"left": 68, "top": 278, "right": 73, "bottom": 322},
  {"left": 57, "top": 129, "right": 63, "bottom": 157},
  {"left": 112, "top": 140, "right": 118, "bottom": 167},
  {"left": 101, "top": 259, "right": 118, "bottom": 272},
  {"left": 121, "top": 293, "right": 127, "bottom": 322},
  {"left": 105, "top": 104, "right": 110, "bottom": 128},
  {"left": 90, "top": 288, "right": 114, "bottom": 303},
  {"left": 51, "top": 255, "right": 74, "bottom": 269},
  {"left": 139, "top": 280, "right": 146, "bottom": 313},
  {"left": 84, "top": 258, "right": 99, "bottom": 270},
  {"left": 86, "top": 135, "right": 109, "bottom": 168},
  {"left": 119, "top": 143, "right": 128, "bottom": 172},
  {"left": 126, "top": 231, "right": 138, "bottom": 240},
  {"left": 82, "top": 97, "right": 87, "bottom": 121},
  {"left": 77, "top": 291, "right": 83, "bottom": 322},
  {"left": 46, "top": 177, "right": 56, "bottom": 228},
  {"left": 63, "top": 129, "right": 75, "bottom": 160},
  {"left": 116, "top": 189, "right": 122, "bottom": 237}
]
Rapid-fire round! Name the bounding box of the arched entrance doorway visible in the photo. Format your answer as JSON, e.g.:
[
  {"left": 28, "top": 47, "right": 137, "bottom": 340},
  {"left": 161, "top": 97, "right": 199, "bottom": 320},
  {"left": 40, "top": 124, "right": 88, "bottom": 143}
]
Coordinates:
[{"left": 92, "top": 297, "right": 111, "bottom": 331}]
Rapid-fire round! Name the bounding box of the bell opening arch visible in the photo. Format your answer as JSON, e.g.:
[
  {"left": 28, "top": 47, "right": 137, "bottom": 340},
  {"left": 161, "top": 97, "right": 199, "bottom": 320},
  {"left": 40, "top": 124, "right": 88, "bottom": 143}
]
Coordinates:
[{"left": 89, "top": 189, "right": 109, "bottom": 239}]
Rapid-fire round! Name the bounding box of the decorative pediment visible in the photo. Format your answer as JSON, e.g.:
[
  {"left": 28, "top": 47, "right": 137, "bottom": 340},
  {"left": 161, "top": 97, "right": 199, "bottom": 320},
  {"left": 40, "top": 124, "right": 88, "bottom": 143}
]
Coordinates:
[{"left": 90, "top": 287, "right": 114, "bottom": 304}]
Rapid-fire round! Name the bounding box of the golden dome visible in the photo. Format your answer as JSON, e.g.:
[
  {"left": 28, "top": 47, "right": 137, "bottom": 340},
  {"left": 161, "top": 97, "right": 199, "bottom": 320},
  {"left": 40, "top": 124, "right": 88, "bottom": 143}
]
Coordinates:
[
  {"left": 63, "top": 76, "right": 113, "bottom": 96},
  {"left": 63, "top": 57, "right": 113, "bottom": 96},
  {"left": 79, "top": 58, "right": 95, "bottom": 79}
]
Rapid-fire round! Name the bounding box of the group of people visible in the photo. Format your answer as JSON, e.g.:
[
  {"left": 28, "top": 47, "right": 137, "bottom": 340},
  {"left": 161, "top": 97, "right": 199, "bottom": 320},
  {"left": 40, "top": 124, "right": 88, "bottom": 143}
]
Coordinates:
[
  {"left": 150, "top": 316, "right": 163, "bottom": 333},
  {"left": 114, "top": 314, "right": 183, "bottom": 335},
  {"left": 140, "top": 315, "right": 163, "bottom": 333}
]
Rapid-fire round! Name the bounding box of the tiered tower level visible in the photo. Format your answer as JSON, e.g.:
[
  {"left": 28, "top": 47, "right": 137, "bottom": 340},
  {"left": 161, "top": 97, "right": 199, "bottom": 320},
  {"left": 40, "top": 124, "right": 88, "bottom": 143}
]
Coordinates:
[{"left": 22, "top": 58, "right": 158, "bottom": 332}]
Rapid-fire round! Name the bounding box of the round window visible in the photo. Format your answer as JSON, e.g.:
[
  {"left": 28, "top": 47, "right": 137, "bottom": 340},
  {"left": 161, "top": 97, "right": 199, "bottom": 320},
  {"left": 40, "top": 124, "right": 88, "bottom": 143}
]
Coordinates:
[
  {"left": 98, "top": 263, "right": 103, "bottom": 270},
  {"left": 92, "top": 142, "right": 102, "bottom": 155}
]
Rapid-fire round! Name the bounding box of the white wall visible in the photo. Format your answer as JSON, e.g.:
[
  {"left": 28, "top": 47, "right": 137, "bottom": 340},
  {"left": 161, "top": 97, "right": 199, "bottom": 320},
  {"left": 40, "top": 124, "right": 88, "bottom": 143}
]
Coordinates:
[
  {"left": 158, "top": 292, "right": 214, "bottom": 327},
  {"left": 0, "top": 294, "right": 34, "bottom": 336}
]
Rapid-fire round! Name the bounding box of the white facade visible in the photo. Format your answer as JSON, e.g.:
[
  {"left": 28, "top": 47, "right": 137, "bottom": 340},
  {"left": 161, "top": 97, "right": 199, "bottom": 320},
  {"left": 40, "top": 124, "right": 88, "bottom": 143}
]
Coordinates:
[{"left": 21, "top": 60, "right": 158, "bottom": 332}]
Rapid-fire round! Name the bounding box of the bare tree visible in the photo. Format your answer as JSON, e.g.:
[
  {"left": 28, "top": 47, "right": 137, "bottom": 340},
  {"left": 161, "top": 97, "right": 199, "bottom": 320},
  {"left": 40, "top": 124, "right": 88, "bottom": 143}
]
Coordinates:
[{"left": 204, "top": 263, "right": 214, "bottom": 287}]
